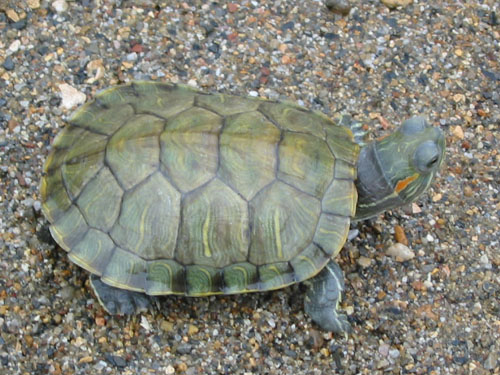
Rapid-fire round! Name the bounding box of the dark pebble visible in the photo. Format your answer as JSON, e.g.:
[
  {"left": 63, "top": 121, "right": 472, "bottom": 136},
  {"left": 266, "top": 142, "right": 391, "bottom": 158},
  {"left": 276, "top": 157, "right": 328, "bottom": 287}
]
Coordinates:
[
  {"left": 176, "top": 343, "right": 192, "bottom": 355},
  {"left": 323, "top": 32, "right": 338, "bottom": 40},
  {"left": 284, "top": 349, "right": 298, "bottom": 359},
  {"left": 384, "top": 70, "right": 397, "bottom": 81},
  {"left": 325, "top": 0, "right": 351, "bottom": 15},
  {"left": 106, "top": 354, "right": 127, "bottom": 368},
  {"left": 49, "top": 97, "right": 62, "bottom": 107},
  {"left": 488, "top": 11, "right": 497, "bottom": 26},
  {"left": 281, "top": 21, "right": 294, "bottom": 31},
  {"left": 10, "top": 18, "right": 27, "bottom": 30},
  {"left": 418, "top": 73, "right": 429, "bottom": 86},
  {"left": 38, "top": 45, "right": 50, "bottom": 56},
  {"left": 0, "top": 98, "right": 6, "bottom": 107},
  {"left": 208, "top": 43, "right": 220, "bottom": 54},
  {"left": 453, "top": 356, "right": 468, "bottom": 365},
  {"left": 384, "top": 17, "right": 399, "bottom": 29},
  {"left": 3, "top": 57, "right": 14, "bottom": 71},
  {"left": 481, "top": 68, "right": 499, "bottom": 81}
]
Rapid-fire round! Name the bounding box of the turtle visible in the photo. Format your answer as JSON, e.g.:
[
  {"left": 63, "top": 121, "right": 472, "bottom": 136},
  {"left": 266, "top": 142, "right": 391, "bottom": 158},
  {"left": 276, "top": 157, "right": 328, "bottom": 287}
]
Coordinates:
[{"left": 40, "top": 81, "right": 445, "bottom": 333}]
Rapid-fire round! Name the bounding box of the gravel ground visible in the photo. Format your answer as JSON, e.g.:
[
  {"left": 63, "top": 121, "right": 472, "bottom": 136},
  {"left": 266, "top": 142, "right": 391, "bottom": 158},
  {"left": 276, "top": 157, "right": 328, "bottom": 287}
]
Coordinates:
[{"left": 0, "top": 0, "right": 499, "bottom": 374}]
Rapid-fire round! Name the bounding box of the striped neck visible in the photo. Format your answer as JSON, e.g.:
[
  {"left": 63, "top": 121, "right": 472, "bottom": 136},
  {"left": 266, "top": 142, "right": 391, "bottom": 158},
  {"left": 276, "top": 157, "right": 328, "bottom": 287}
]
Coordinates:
[{"left": 353, "top": 142, "right": 404, "bottom": 221}]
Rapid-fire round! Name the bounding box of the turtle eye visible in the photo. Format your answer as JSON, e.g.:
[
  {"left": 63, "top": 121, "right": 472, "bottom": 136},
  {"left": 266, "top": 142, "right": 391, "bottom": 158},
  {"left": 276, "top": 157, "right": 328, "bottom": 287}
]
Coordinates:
[
  {"left": 426, "top": 155, "right": 439, "bottom": 169},
  {"left": 401, "top": 116, "right": 428, "bottom": 135},
  {"left": 414, "top": 140, "right": 441, "bottom": 173}
]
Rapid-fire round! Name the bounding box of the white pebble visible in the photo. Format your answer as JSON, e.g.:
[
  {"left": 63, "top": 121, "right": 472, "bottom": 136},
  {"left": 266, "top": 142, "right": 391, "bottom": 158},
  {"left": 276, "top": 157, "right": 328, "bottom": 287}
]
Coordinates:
[
  {"left": 58, "top": 83, "right": 86, "bottom": 109},
  {"left": 386, "top": 243, "right": 415, "bottom": 261},
  {"left": 426, "top": 234, "right": 434, "bottom": 242},
  {"left": 8, "top": 40, "right": 21, "bottom": 54},
  {"left": 389, "top": 349, "right": 400, "bottom": 358},
  {"left": 52, "top": 0, "right": 68, "bottom": 13}
]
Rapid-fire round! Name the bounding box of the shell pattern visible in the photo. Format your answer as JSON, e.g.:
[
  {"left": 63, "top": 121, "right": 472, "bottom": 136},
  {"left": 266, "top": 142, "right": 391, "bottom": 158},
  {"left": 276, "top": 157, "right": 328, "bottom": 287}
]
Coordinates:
[{"left": 41, "top": 82, "right": 359, "bottom": 296}]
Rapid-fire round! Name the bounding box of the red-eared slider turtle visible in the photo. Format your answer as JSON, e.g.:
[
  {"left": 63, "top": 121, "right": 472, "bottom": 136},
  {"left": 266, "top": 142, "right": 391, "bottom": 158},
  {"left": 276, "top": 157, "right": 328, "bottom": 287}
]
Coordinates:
[{"left": 41, "top": 82, "right": 445, "bottom": 333}]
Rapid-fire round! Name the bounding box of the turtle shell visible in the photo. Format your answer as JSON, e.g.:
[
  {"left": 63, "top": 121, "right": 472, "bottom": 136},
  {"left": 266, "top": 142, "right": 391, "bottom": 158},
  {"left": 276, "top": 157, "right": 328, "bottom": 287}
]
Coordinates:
[{"left": 41, "top": 82, "right": 359, "bottom": 296}]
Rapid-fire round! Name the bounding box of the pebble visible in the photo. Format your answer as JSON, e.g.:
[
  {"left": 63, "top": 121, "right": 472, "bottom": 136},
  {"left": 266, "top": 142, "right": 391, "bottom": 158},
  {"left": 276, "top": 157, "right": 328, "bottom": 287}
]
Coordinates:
[
  {"left": 394, "top": 225, "right": 408, "bottom": 246},
  {"left": 325, "top": 0, "right": 352, "bottom": 15},
  {"left": 386, "top": 243, "right": 415, "bottom": 262},
  {"left": 381, "top": 0, "right": 413, "bottom": 8},
  {"left": 484, "top": 352, "right": 498, "bottom": 370},
  {"left": 160, "top": 320, "right": 174, "bottom": 332},
  {"left": 187, "top": 324, "right": 199, "bottom": 335},
  {"left": 52, "top": 0, "right": 69, "bottom": 13},
  {"left": 357, "top": 256, "right": 372, "bottom": 268},
  {"left": 7, "top": 40, "right": 21, "bottom": 54},
  {"left": 58, "top": 83, "right": 87, "bottom": 109},
  {"left": 389, "top": 349, "right": 401, "bottom": 359},
  {"left": 3, "top": 57, "right": 14, "bottom": 71},
  {"left": 452, "top": 125, "right": 465, "bottom": 139}
]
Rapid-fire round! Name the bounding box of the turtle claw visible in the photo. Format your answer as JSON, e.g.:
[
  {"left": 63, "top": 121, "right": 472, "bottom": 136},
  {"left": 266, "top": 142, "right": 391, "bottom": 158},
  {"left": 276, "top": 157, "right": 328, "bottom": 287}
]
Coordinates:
[
  {"left": 90, "top": 275, "right": 151, "bottom": 315},
  {"left": 306, "top": 306, "right": 352, "bottom": 334}
]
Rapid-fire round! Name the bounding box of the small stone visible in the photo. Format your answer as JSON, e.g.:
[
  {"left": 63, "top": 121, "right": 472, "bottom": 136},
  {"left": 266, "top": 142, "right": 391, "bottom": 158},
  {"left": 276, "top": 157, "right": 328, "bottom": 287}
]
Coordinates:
[
  {"left": 377, "top": 290, "right": 387, "bottom": 300},
  {"left": 484, "top": 351, "right": 498, "bottom": 370},
  {"left": 187, "top": 324, "right": 199, "bottom": 336},
  {"left": 176, "top": 343, "right": 192, "bottom": 355},
  {"left": 357, "top": 256, "right": 372, "bottom": 268},
  {"left": 472, "top": 302, "right": 481, "bottom": 315},
  {"left": 381, "top": 0, "right": 412, "bottom": 8},
  {"left": 227, "top": 3, "right": 238, "bottom": 13},
  {"left": 452, "top": 125, "right": 464, "bottom": 139},
  {"left": 27, "top": 0, "right": 41, "bottom": 9},
  {"left": 140, "top": 316, "right": 151, "bottom": 331},
  {"left": 165, "top": 365, "right": 175, "bottom": 374},
  {"left": 3, "top": 57, "right": 14, "bottom": 71},
  {"left": 106, "top": 355, "right": 126, "bottom": 368},
  {"left": 177, "top": 363, "right": 188, "bottom": 372},
  {"left": 394, "top": 225, "right": 408, "bottom": 246},
  {"left": 325, "top": 0, "right": 352, "bottom": 15},
  {"left": 53, "top": 314, "right": 62, "bottom": 324},
  {"left": 86, "top": 59, "right": 105, "bottom": 83},
  {"left": 432, "top": 193, "right": 442, "bottom": 202},
  {"left": 386, "top": 243, "right": 415, "bottom": 262},
  {"left": 389, "top": 349, "right": 401, "bottom": 358},
  {"left": 379, "top": 343, "right": 390, "bottom": 356},
  {"left": 25, "top": 335, "right": 34, "bottom": 347},
  {"left": 79, "top": 356, "right": 93, "bottom": 364},
  {"left": 58, "top": 83, "right": 86, "bottom": 109},
  {"left": 59, "top": 286, "right": 76, "bottom": 300},
  {"left": 376, "top": 359, "right": 390, "bottom": 369},
  {"left": 8, "top": 40, "right": 21, "bottom": 54},
  {"left": 463, "top": 186, "right": 473, "bottom": 197},
  {"left": 161, "top": 320, "right": 174, "bottom": 332},
  {"left": 6, "top": 9, "right": 20, "bottom": 22},
  {"left": 52, "top": 0, "right": 68, "bottom": 13}
]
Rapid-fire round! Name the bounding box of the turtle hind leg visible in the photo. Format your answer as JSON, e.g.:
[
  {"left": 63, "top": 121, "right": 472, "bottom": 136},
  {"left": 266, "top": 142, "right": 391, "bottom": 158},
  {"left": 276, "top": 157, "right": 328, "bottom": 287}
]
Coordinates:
[
  {"left": 90, "top": 275, "right": 151, "bottom": 315},
  {"left": 304, "top": 260, "right": 352, "bottom": 334},
  {"left": 338, "top": 114, "right": 367, "bottom": 146}
]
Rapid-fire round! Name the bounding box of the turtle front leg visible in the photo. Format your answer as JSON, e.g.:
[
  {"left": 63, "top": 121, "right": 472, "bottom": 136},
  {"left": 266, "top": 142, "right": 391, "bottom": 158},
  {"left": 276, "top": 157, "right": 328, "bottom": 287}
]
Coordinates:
[
  {"left": 304, "top": 260, "right": 351, "bottom": 333},
  {"left": 90, "top": 275, "right": 151, "bottom": 315}
]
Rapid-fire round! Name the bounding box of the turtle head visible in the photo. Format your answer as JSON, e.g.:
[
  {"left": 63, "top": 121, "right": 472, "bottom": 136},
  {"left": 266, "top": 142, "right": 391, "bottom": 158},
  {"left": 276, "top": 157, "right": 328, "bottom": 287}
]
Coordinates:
[{"left": 354, "top": 116, "right": 445, "bottom": 221}]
